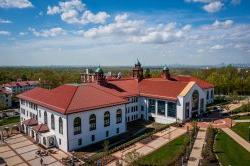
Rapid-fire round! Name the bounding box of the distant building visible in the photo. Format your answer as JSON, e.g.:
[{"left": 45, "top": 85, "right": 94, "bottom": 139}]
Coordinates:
[
  {"left": 0, "top": 87, "right": 12, "bottom": 108},
  {"left": 3, "top": 80, "right": 39, "bottom": 94},
  {"left": 17, "top": 61, "right": 214, "bottom": 152}
]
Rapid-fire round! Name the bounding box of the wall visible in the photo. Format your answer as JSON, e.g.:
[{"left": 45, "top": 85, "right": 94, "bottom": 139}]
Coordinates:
[{"left": 67, "top": 104, "right": 126, "bottom": 151}]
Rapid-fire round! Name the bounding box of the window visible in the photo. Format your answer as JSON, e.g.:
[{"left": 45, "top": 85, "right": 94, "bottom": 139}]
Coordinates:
[
  {"left": 89, "top": 114, "right": 96, "bottom": 131},
  {"left": 104, "top": 111, "right": 110, "bottom": 127},
  {"left": 39, "top": 110, "right": 41, "bottom": 117},
  {"left": 141, "top": 106, "right": 144, "bottom": 111},
  {"left": 200, "top": 98, "right": 204, "bottom": 112},
  {"left": 78, "top": 139, "right": 82, "bottom": 145},
  {"left": 51, "top": 114, "right": 55, "bottom": 130},
  {"left": 91, "top": 135, "right": 95, "bottom": 142},
  {"left": 116, "top": 109, "right": 122, "bottom": 124},
  {"left": 106, "top": 131, "right": 109, "bottom": 137},
  {"left": 21, "top": 100, "right": 25, "bottom": 105},
  {"left": 59, "top": 117, "right": 63, "bottom": 134},
  {"left": 185, "top": 102, "right": 190, "bottom": 119},
  {"left": 74, "top": 117, "right": 81, "bottom": 135},
  {"left": 44, "top": 111, "right": 47, "bottom": 124},
  {"left": 43, "top": 137, "right": 46, "bottom": 145},
  {"left": 168, "top": 102, "right": 177, "bottom": 118},
  {"left": 21, "top": 108, "right": 25, "bottom": 115},
  {"left": 211, "top": 90, "right": 214, "bottom": 99},
  {"left": 157, "top": 100, "right": 166, "bottom": 116},
  {"left": 148, "top": 99, "right": 155, "bottom": 113},
  {"left": 206, "top": 91, "right": 209, "bottom": 100},
  {"left": 116, "top": 128, "right": 120, "bottom": 134},
  {"left": 192, "top": 90, "right": 199, "bottom": 111},
  {"left": 59, "top": 139, "right": 61, "bottom": 145}
]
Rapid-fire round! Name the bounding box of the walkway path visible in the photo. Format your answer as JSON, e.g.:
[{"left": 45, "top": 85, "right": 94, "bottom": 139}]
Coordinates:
[
  {"left": 108, "top": 126, "right": 186, "bottom": 166},
  {"left": 234, "top": 119, "right": 250, "bottom": 123},
  {"left": 221, "top": 128, "right": 250, "bottom": 153},
  {"left": 187, "top": 128, "right": 207, "bottom": 166}
]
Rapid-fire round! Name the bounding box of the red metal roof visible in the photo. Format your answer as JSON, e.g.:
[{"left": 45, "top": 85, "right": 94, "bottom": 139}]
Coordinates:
[
  {"left": 17, "top": 84, "right": 127, "bottom": 115},
  {"left": 32, "top": 124, "right": 49, "bottom": 133},
  {"left": 22, "top": 118, "right": 38, "bottom": 126},
  {"left": 17, "top": 75, "right": 214, "bottom": 115},
  {"left": 173, "top": 76, "right": 214, "bottom": 89}
]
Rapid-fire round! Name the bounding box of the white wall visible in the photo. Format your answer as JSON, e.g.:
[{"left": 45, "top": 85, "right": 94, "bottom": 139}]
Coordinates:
[
  {"left": 181, "top": 84, "right": 206, "bottom": 120},
  {"left": 38, "top": 106, "right": 68, "bottom": 152},
  {"left": 67, "top": 104, "right": 126, "bottom": 151}
]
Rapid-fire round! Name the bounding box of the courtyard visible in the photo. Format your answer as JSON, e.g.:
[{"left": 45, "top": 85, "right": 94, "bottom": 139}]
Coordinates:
[{"left": 0, "top": 134, "right": 71, "bottom": 166}]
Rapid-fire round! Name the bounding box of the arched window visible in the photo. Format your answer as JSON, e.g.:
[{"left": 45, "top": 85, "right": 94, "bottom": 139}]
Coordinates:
[
  {"left": 116, "top": 109, "right": 122, "bottom": 124},
  {"left": 192, "top": 90, "right": 199, "bottom": 111},
  {"left": 104, "top": 111, "right": 110, "bottom": 127},
  {"left": 59, "top": 117, "right": 63, "bottom": 134},
  {"left": 44, "top": 111, "right": 47, "bottom": 124},
  {"left": 51, "top": 114, "right": 55, "bottom": 130},
  {"left": 74, "top": 117, "right": 81, "bottom": 135},
  {"left": 89, "top": 114, "right": 96, "bottom": 131}
]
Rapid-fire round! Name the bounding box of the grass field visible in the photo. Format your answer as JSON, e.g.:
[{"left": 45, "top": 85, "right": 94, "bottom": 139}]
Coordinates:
[
  {"left": 232, "top": 122, "right": 250, "bottom": 141},
  {"left": 215, "top": 130, "right": 250, "bottom": 166},
  {"left": 137, "top": 133, "right": 189, "bottom": 165},
  {"left": 0, "top": 116, "right": 20, "bottom": 126}
]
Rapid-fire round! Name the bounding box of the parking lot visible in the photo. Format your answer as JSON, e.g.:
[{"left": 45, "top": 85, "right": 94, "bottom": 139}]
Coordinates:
[{"left": 0, "top": 134, "right": 69, "bottom": 166}]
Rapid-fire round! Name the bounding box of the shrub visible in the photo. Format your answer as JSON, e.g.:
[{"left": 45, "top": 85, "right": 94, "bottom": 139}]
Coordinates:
[{"left": 202, "top": 126, "right": 218, "bottom": 165}]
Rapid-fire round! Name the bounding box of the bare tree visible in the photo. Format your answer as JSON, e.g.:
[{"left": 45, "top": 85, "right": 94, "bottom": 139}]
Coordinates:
[{"left": 123, "top": 149, "right": 142, "bottom": 165}]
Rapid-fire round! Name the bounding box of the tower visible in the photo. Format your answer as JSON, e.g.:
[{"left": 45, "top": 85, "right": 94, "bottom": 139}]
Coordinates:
[
  {"left": 95, "top": 66, "right": 106, "bottom": 85},
  {"left": 132, "top": 59, "right": 144, "bottom": 81}
]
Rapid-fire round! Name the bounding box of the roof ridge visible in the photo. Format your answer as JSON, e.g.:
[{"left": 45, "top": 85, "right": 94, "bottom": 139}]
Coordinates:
[
  {"left": 64, "top": 86, "right": 79, "bottom": 114},
  {"left": 88, "top": 84, "right": 126, "bottom": 99}
]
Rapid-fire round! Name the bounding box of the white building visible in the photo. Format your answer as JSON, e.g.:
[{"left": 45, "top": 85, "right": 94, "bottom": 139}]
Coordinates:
[
  {"left": 4, "top": 80, "right": 39, "bottom": 94},
  {"left": 17, "top": 62, "right": 214, "bottom": 152},
  {"left": 0, "top": 88, "right": 12, "bottom": 109}
]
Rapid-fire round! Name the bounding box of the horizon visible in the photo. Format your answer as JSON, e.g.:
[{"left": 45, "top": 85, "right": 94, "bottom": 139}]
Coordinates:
[{"left": 0, "top": 0, "right": 250, "bottom": 66}]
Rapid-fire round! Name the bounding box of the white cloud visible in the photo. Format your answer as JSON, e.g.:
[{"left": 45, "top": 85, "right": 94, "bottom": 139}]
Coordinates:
[
  {"left": 129, "top": 23, "right": 191, "bottom": 44},
  {"left": 83, "top": 13, "right": 143, "bottom": 38},
  {"left": 47, "top": 0, "right": 109, "bottom": 25},
  {"left": 202, "top": 20, "right": 234, "bottom": 30},
  {"left": 0, "top": 0, "right": 33, "bottom": 8},
  {"left": 212, "top": 20, "right": 234, "bottom": 28},
  {"left": 203, "top": 1, "right": 223, "bottom": 13},
  {"left": 210, "top": 44, "right": 224, "bottom": 50},
  {"left": 19, "top": 32, "right": 27, "bottom": 36},
  {"left": 29, "top": 27, "right": 66, "bottom": 37},
  {"left": 0, "top": 18, "right": 12, "bottom": 24},
  {"left": 0, "top": 30, "right": 11, "bottom": 36}
]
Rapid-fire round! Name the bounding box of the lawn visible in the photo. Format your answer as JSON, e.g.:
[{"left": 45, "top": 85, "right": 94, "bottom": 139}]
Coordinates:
[
  {"left": 235, "top": 115, "right": 250, "bottom": 120},
  {"left": 0, "top": 116, "right": 20, "bottom": 126},
  {"left": 215, "top": 130, "right": 250, "bottom": 166},
  {"left": 137, "top": 133, "right": 189, "bottom": 165},
  {"left": 232, "top": 122, "right": 250, "bottom": 141}
]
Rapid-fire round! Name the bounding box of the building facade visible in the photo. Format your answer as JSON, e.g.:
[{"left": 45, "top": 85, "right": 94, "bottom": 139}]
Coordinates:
[
  {"left": 18, "top": 62, "right": 214, "bottom": 152},
  {"left": 0, "top": 88, "right": 12, "bottom": 109}
]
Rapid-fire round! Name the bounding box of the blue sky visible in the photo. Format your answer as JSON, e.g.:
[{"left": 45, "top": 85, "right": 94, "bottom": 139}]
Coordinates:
[{"left": 0, "top": 0, "right": 249, "bottom": 66}]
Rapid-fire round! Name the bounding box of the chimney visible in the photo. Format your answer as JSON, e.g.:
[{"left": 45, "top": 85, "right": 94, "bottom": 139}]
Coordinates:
[{"left": 162, "top": 66, "right": 171, "bottom": 80}]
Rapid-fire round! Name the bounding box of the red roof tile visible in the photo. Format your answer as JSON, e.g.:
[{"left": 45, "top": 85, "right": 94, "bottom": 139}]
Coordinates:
[
  {"left": 4, "top": 81, "right": 38, "bottom": 87},
  {"left": 138, "top": 78, "right": 189, "bottom": 101},
  {"left": 22, "top": 118, "right": 38, "bottom": 126},
  {"left": 173, "top": 76, "right": 214, "bottom": 89},
  {"left": 17, "top": 84, "right": 127, "bottom": 115},
  {"left": 33, "top": 124, "right": 49, "bottom": 133}
]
